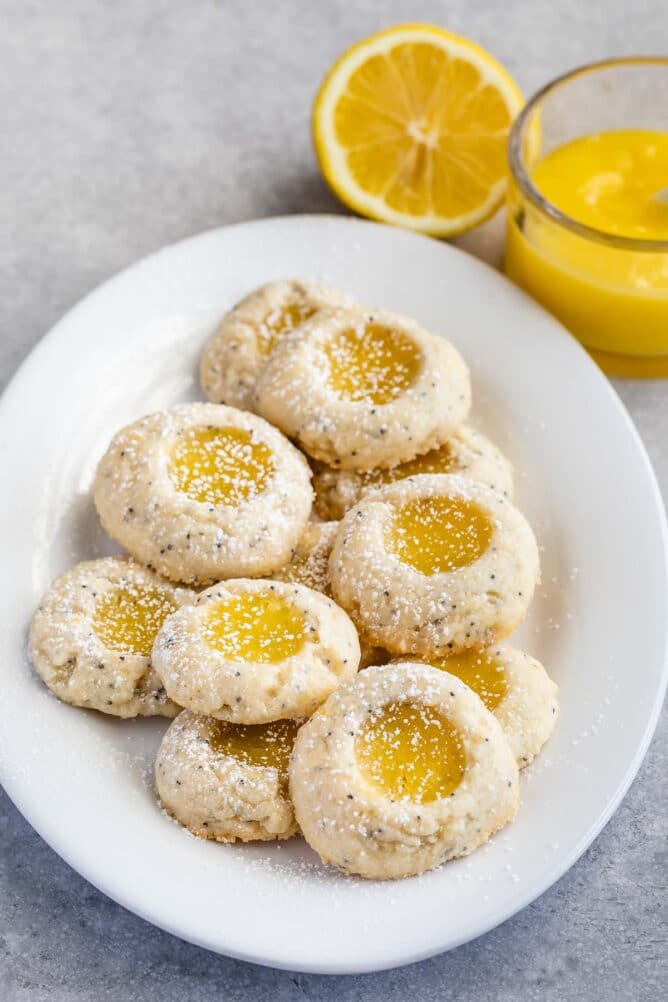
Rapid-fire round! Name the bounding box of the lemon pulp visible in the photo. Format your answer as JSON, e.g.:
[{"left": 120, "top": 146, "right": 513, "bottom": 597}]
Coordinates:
[
  {"left": 338, "top": 42, "right": 512, "bottom": 218},
  {"left": 208, "top": 717, "right": 299, "bottom": 778},
  {"left": 324, "top": 323, "right": 421, "bottom": 403},
  {"left": 203, "top": 591, "right": 309, "bottom": 663},
  {"left": 356, "top": 701, "right": 466, "bottom": 802},
  {"left": 425, "top": 650, "right": 508, "bottom": 711},
  {"left": 386, "top": 495, "right": 493, "bottom": 574},
  {"left": 93, "top": 585, "right": 177, "bottom": 656},
  {"left": 169, "top": 426, "right": 274, "bottom": 506},
  {"left": 261, "top": 301, "right": 318, "bottom": 354},
  {"left": 313, "top": 26, "right": 524, "bottom": 235}
]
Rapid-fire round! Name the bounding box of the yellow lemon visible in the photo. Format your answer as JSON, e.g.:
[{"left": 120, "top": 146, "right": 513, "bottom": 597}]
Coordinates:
[{"left": 313, "top": 24, "right": 524, "bottom": 236}]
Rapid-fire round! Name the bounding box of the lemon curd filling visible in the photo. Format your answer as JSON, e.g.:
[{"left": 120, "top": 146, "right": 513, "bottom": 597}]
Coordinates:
[
  {"left": 386, "top": 496, "right": 493, "bottom": 575},
  {"left": 324, "top": 323, "right": 422, "bottom": 404},
  {"left": 203, "top": 591, "right": 309, "bottom": 663},
  {"left": 208, "top": 717, "right": 299, "bottom": 778},
  {"left": 261, "top": 301, "right": 317, "bottom": 354},
  {"left": 359, "top": 441, "right": 455, "bottom": 489},
  {"left": 425, "top": 650, "right": 508, "bottom": 711},
  {"left": 356, "top": 701, "right": 466, "bottom": 802},
  {"left": 169, "top": 426, "right": 274, "bottom": 506},
  {"left": 93, "top": 585, "right": 177, "bottom": 656}
]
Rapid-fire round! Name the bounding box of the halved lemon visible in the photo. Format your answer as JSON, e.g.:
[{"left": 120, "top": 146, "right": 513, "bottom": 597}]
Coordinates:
[{"left": 313, "top": 24, "right": 525, "bottom": 237}]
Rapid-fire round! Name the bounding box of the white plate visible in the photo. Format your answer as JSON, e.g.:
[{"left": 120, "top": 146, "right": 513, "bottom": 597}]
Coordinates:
[{"left": 1, "top": 215, "right": 666, "bottom": 975}]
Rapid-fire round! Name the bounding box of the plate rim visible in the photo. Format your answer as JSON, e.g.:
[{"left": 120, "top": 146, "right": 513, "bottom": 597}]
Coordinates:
[{"left": 1, "top": 213, "right": 667, "bottom": 975}]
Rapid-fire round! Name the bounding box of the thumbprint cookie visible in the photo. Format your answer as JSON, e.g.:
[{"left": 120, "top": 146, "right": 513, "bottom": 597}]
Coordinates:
[
  {"left": 253, "top": 307, "right": 471, "bottom": 470},
  {"left": 290, "top": 663, "right": 519, "bottom": 879},
  {"left": 329, "top": 474, "right": 539, "bottom": 655},
  {"left": 93, "top": 402, "right": 312, "bottom": 585},
  {"left": 29, "top": 557, "right": 194, "bottom": 717},
  {"left": 156, "top": 709, "right": 300, "bottom": 842},
  {"left": 151, "top": 577, "right": 360, "bottom": 724}
]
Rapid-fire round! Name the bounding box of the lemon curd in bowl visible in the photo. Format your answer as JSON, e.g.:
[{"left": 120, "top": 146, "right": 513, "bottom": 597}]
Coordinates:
[{"left": 506, "top": 58, "right": 668, "bottom": 377}]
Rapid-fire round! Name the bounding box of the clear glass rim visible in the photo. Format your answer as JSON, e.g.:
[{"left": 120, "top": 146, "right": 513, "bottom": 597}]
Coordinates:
[{"left": 508, "top": 56, "right": 668, "bottom": 252}]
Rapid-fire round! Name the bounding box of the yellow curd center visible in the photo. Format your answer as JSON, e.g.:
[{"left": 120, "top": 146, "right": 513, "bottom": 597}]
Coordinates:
[
  {"left": 208, "top": 717, "right": 299, "bottom": 778},
  {"left": 324, "top": 323, "right": 422, "bottom": 403},
  {"left": 533, "top": 129, "right": 668, "bottom": 241},
  {"left": 386, "top": 495, "right": 493, "bottom": 575},
  {"left": 425, "top": 650, "right": 508, "bottom": 711},
  {"left": 261, "top": 301, "right": 317, "bottom": 354},
  {"left": 169, "top": 426, "right": 274, "bottom": 506},
  {"left": 93, "top": 585, "right": 177, "bottom": 656},
  {"left": 356, "top": 701, "right": 466, "bottom": 802},
  {"left": 359, "top": 441, "right": 455, "bottom": 490},
  {"left": 203, "top": 591, "right": 309, "bottom": 663}
]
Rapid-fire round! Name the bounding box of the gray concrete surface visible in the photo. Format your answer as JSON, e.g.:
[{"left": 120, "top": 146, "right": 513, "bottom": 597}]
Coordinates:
[{"left": 1, "top": 1, "right": 666, "bottom": 998}]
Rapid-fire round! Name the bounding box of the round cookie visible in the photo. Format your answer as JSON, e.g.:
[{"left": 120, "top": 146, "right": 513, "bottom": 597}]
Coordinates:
[
  {"left": 313, "top": 424, "right": 514, "bottom": 520},
  {"left": 200, "top": 280, "right": 347, "bottom": 410},
  {"left": 29, "top": 557, "right": 194, "bottom": 717},
  {"left": 155, "top": 709, "right": 299, "bottom": 842},
  {"left": 253, "top": 307, "right": 471, "bottom": 471},
  {"left": 93, "top": 402, "right": 313, "bottom": 585},
  {"left": 271, "top": 521, "right": 390, "bottom": 669},
  {"left": 290, "top": 663, "right": 519, "bottom": 880},
  {"left": 152, "top": 577, "right": 361, "bottom": 724},
  {"left": 395, "top": 645, "right": 558, "bottom": 767},
  {"left": 329, "top": 474, "right": 539, "bottom": 655}
]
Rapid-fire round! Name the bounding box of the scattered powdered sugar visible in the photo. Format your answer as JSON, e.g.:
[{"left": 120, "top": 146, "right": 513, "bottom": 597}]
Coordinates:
[
  {"left": 22, "top": 275, "right": 575, "bottom": 891},
  {"left": 271, "top": 521, "right": 339, "bottom": 594}
]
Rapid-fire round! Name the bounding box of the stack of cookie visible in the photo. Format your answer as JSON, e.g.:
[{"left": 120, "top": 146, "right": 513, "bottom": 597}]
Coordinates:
[{"left": 29, "top": 280, "right": 558, "bottom": 881}]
